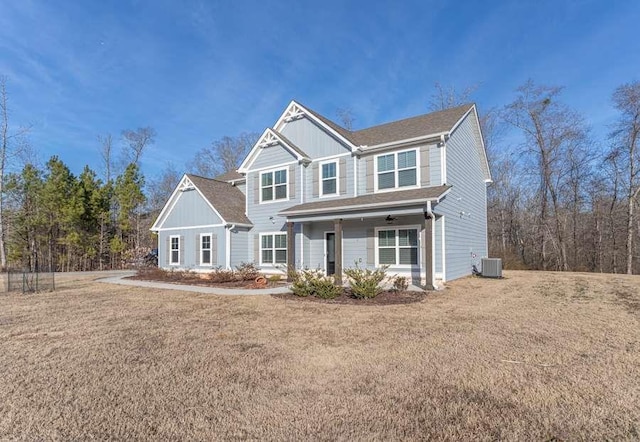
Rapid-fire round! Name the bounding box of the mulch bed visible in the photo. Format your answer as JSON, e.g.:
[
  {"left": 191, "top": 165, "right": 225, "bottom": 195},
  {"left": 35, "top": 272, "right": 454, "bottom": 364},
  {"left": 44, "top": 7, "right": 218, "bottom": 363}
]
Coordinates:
[
  {"left": 127, "top": 275, "right": 282, "bottom": 289},
  {"left": 272, "top": 289, "right": 429, "bottom": 305}
]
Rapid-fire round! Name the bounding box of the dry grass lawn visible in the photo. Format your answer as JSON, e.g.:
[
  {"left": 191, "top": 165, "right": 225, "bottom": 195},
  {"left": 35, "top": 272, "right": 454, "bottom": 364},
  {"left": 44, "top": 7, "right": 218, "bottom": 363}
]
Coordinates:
[{"left": 0, "top": 270, "right": 638, "bottom": 440}]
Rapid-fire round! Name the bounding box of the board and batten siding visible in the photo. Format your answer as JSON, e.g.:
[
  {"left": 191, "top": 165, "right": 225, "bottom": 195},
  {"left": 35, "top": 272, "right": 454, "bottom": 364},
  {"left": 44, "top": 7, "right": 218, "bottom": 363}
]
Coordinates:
[
  {"left": 250, "top": 143, "right": 298, "bottom": 170},
  {"left": 158, "top": 226, "right": 226, "bottom": 270},
  {"left": 279, "top": 116, "right": 351, "bottom": 159},
  {"left": 159, "top": 189, "right": 222, "bottom": 229},
  {"left": 435, "top": 111, "right": 488, "bottom": 281}
]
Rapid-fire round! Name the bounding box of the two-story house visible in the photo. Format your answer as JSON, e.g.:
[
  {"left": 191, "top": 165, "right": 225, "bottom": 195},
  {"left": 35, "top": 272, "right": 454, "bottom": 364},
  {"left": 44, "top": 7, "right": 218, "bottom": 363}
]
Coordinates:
[{"left": 151, "top": 100, "right": 491, "bottom": 288}]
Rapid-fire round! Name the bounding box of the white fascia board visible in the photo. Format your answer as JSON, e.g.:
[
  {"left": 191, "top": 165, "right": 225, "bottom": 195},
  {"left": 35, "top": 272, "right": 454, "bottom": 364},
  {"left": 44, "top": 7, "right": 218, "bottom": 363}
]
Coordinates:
[
  {"left": 358, "top": 132, "right": 448, "bottom": 155},
  {"left": 238, "top": 127, "right": 272, "bottom": 172},
  {"left": 151, "top": 174, "right": 190, "bottom": 231},
  {"left": 280, "top": 197, "right": 439, "bottom": 217},
  {"left": 450, "top": 104, "right": 492, "bottom": 182},
  {"left": 285, "top": 206, "right": 425, "bottom": 223},
  {"left": 239, "top": 128, "right": 306, "bottom": 173}
]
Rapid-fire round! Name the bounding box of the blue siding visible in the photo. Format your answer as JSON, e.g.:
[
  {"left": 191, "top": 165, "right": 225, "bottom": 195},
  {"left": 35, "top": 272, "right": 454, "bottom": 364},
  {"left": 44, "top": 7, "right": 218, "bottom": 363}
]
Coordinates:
[
  {"left": 230, "top": 227, "right": 250, "bottom": 268},
  {"left": 280, "top": 117, "right": 351, "bottom": 159},
  {"left": 160, "top": 189, "right": 222, "bottom": 228},
  {"left": 434, "top": 111, "right": 488, "bottom": 281},
  {"left": 158, "top": 226, "right": 227, "bottom": 270},
  {"left": 251, "top": 144, "right": 297, "bottom": 170},
  {"left": 430, "top": 145, "right": 442, "bottom": 185}
]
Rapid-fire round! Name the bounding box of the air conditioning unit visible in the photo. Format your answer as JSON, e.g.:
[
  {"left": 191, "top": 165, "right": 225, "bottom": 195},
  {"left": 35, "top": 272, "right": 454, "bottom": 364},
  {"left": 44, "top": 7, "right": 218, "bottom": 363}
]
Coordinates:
[{"left": 481, "top": 258, "right": 502, "bottom": 278}]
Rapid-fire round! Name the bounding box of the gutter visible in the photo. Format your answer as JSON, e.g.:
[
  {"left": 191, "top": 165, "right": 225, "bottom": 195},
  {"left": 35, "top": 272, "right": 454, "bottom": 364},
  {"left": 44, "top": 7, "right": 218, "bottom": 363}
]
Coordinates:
[{"left": 356, "top": 131, "right": 450, "bottom": 155}]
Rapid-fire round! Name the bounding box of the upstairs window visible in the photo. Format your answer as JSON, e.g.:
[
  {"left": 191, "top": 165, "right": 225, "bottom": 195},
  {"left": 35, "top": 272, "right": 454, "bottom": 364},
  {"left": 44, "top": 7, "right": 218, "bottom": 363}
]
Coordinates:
[
  {"left": 261, "top": 169, "right": 287, "bottom": 202},
  {"left": 321, "top": 161, "right": 338, "bottom": 196},
  {"left": 261, "top": 233, "right": 287, "bottom": 265},
  {"left": 376, "top": 149, "right": 417, "bottom": 190}
]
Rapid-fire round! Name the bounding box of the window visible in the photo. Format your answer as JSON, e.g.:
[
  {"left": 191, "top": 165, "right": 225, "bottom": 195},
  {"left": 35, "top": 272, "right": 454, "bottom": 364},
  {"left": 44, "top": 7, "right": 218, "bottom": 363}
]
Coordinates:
[
  {"left": 261, "top": 233, "right": 287, "bottom": 265},
  {"left": 261, "top": 169, "right": 287, "bottom": 202},
  {"left": 377, "top": 228, "right": 418, "bottom": 266},
  {"left": 170, "top": 236, "right": 180, "bottom": 264},
  {"left": 376, "top": 149, "right": 417, "bottom": 190},
  {"left": 321, "top": 161, "right": 337, "bottom": 196},
  {"left": 201, "top": 234, "right": 211, "bottom": 265}
]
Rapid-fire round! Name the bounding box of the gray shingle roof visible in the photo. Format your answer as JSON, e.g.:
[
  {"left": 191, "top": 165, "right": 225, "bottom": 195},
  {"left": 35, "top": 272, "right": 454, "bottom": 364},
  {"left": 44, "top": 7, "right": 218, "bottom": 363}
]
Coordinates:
[
  {"left": 351, "top": 104, "right": 473, "bottom": 146},
  {"left": 299, "top": 102, "right": 473, "bottom": 147},
  {"left": 279, "top": 185, "right": 451, "bottom": 217},
  {"left": 187, "top": 174, "right": 252, "bottom": 225},
  {"left": 214, "top": 170, "right": 244, "bottom": 182}
]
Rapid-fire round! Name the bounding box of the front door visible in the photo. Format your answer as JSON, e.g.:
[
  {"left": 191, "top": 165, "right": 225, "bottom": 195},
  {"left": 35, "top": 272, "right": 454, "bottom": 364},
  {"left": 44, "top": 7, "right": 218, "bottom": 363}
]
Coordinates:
[{"left": 326, "top": 232, "right": 335, "bottom": 275}]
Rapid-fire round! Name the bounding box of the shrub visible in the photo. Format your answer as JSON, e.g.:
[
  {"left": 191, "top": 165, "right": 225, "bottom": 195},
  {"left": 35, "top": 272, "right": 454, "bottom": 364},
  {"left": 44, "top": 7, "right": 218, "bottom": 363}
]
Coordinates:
[
  {"left": 291, "top": 269, "right": 341, "bottom": 299},
  {"left": 235, "top": 262, "right": 260, "bottom": 281},
  {"left": 207, "top": 267, "right": 236, "bottom": 283},
  {"left": 268, "top": 274, "right": 282, "bottom": 283},
  {"left": 344, "top": 263, "right": 388, "bottom": 299},
  {"left": 392, "top": 276, "right": 409, "bottom": 292}
]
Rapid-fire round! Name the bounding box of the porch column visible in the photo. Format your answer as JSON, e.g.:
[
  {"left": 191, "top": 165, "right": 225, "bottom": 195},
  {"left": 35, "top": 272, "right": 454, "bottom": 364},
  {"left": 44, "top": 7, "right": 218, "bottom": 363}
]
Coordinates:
[
  {"left": 334, "top": 218, "right": 343, "bottom": 285},
  {"left": 424, "top": 214, "right": 434, "bottom": 290},
  {"left": 287, "top": 221, "right": 295, "bottom": 282}
]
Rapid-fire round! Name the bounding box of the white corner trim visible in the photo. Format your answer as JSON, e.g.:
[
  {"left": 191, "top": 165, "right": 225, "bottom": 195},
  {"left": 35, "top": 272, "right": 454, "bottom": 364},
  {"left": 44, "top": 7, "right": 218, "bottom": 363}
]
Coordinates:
[{"left": 225, "top": 226, "right": 231, "bottom": 270}]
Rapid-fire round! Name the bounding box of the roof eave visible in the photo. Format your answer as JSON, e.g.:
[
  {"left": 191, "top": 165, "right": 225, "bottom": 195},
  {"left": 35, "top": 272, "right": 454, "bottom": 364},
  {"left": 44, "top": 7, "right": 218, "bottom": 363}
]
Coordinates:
[
  {"left": 356, "top": 131, "right": 449, "bottom": 154},
  {"left": 279, "top": 192, "right": 449, "bottom": 217}
]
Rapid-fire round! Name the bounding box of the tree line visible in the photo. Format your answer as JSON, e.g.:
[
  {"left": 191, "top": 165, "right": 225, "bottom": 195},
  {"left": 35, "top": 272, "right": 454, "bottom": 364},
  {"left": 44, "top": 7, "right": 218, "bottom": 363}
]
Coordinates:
[{"left": 1, "top": 74, "right": 638, "bottom": 274}]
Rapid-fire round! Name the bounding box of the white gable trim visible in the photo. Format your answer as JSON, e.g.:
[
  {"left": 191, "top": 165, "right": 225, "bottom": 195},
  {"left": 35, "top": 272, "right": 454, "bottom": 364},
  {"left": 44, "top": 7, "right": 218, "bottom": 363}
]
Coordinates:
[
  {"left": 238, "top": 128, "right": 308, "bottom": 173},
  {"left": 150, "top": 174, "right": 228, "bottom": 231},
  {"left": 274, "top": 100, "right": 357, "bottom": 151}
]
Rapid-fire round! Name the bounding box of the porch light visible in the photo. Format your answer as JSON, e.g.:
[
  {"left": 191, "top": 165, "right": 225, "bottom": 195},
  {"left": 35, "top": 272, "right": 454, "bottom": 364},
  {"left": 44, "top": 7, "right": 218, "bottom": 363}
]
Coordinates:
[{"left": 385, "top": 215, "right": 397, "bottom": 224}]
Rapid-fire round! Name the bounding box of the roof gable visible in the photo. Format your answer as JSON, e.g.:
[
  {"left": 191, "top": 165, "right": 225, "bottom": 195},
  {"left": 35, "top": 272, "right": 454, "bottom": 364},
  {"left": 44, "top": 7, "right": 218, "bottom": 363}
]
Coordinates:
[
  {"left": 151, "top": 174, "right": 251, "bottom": 231},
  {"left": 238, "top": 128, "right": 310, "bottom": 172}
]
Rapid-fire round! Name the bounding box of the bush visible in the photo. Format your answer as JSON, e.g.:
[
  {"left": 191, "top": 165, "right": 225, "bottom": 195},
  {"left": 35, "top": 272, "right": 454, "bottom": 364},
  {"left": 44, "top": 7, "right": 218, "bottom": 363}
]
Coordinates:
[
  {"left": 344, "top": 264, "right": 388, "bottom": 299},
  {"left": 235, "top": 262, "right": 260, "bottom": 281},
  {"left": 392, "top": 276, "right": 409, "bottom": 292},
  {"left": 291, "top": 269, "right": 341, "bottom": 299},
  {"left": 207, "top": 267, "right": 236, "bottom": 283}
]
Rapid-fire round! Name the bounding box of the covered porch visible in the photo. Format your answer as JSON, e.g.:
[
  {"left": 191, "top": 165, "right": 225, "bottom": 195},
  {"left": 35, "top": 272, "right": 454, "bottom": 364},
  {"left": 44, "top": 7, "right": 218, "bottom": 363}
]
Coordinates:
[{"left": 280, "top": 186, "right": 451, "bottom": 290}]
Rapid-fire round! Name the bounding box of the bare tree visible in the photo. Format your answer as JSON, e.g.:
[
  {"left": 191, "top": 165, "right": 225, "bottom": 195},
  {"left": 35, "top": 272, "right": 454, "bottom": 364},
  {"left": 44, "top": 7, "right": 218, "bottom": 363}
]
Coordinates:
[
  {"left": 98, "top": 133, "right": 113, "bottom": 182},
  {"left": 188, "top": 132, "right": 259, "bottom": 177},
  {"left": 609, "top": 81, "right": 640, "bottom": 274},
  {"left": 121, "top": 126, "right": 156, "bottom": 166},
  {"left": 503, "top": 80, "right": 590, "bottom": 271},
  {"left": 429, "top": 82, "right": 479, "bottom": 111},
  {"left": 336, "top": 107, "right": 356, "bottom": 130},
  {"left": 0, "top": 76, "right": 30, "bottom": 270}
]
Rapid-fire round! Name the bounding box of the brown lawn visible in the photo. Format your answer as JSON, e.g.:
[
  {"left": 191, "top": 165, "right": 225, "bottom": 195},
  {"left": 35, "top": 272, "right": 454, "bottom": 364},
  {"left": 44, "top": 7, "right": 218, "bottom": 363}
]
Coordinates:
[{"left": 0, "top": 271, "right": 638, "bottom": 440}]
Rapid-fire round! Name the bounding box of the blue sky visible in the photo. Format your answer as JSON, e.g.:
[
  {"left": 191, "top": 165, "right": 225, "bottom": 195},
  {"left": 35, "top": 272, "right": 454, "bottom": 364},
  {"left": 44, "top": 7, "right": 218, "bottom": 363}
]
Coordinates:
[{"left": 0, "top": 0, "right": 638, "bottom": 180}]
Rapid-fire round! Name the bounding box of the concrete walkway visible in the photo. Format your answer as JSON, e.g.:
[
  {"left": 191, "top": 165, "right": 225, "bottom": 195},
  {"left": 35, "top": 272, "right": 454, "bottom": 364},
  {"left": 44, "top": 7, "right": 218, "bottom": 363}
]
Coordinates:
[{"left": 96, "top": 273, "right": 292, "bottom": 295}]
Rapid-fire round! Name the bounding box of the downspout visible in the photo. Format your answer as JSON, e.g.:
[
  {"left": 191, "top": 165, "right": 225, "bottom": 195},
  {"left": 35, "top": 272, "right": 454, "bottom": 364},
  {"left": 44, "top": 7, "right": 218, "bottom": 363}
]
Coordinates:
[
  {"left": 440, "top": 133, "right": 448, "bottom": 185},
  {"left": 226, "top": 224, "right": 235, "bottom": 270}
]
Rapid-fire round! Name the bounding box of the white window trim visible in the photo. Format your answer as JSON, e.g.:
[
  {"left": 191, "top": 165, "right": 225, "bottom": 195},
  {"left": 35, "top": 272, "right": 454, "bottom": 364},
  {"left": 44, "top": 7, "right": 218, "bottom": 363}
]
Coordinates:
[
  {"left": 319, "top": 159, "right": 339, "bottom": 198},
  {"left": 373, "top": 148, "right": 420, "bottom": 193},
  {"left": 259, "top": 232, "right": 288, "bottom": 266},
  {"left": 259, "top": 167, "right": 289, "bottom": 204},
  {"left": 169, "top": 235, "right": 180, "bottom": 265},
  {"left": 200, "top": 233, "right": 212, "bottom": 266},
  {"left": 374, "top": 225, "right": 421, "bottom": 268}
]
